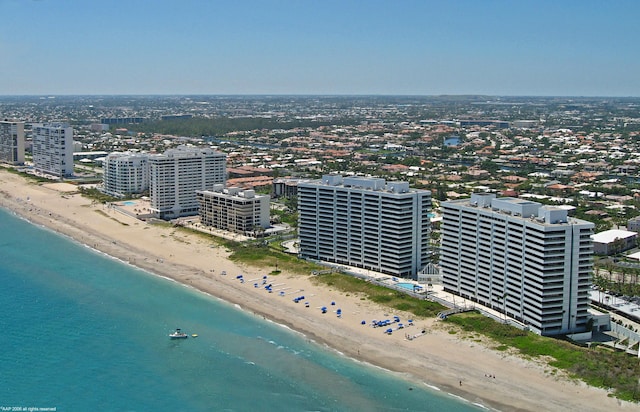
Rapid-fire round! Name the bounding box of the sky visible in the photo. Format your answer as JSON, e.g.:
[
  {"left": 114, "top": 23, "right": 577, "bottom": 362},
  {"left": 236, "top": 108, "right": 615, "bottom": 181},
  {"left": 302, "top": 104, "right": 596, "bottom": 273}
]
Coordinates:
[{"left": 1, "top": 0, "right": 639, "bottom": 96}]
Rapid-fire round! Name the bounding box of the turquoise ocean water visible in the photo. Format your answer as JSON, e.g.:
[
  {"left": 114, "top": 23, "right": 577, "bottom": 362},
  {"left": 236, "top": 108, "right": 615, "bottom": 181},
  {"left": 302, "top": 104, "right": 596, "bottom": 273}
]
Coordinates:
[{"left": 0, "top": 208, "right": 482, "bottom": 411}]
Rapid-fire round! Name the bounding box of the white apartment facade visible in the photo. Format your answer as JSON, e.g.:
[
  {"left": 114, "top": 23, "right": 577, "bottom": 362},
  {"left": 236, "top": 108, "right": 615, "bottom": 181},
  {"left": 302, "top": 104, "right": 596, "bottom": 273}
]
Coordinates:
[
  {"left": 102, "top": 152, "right": 150, "bottom": 198},
  {"left": 32, "top": 123, "right": 74, "bottom": 178},
  {"left": 298, "top": 175, "right": 432, "bottom": 278},
  {"left": 440, "top": 193, "right": 594, "bottom": 336},
  {"left": 197, "top": 185, "right": 270, "bottom": 236},
  {"left": 149, "top": 146, "right": 226, "bottom": 219},
  {"left": 0, "top": 119, "right": 25, "bottom": 165}
]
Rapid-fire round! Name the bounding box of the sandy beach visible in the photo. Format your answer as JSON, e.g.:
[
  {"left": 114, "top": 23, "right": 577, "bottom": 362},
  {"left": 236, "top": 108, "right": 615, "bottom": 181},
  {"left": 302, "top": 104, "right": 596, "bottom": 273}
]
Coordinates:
[{"left": 0, "top": 170, "right": 634, "bottom": 412}]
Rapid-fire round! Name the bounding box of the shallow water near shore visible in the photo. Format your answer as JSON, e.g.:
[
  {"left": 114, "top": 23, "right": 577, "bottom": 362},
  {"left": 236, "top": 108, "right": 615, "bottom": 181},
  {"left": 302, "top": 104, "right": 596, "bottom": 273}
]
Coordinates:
[{"left": 0, "top": 208, "right": 481, "bottom": 411}]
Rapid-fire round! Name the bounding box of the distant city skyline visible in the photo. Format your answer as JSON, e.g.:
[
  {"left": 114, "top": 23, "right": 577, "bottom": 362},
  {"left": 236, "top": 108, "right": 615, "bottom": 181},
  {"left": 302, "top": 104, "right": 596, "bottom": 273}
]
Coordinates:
[{"left": 1, "top": 0, "right": 639, "bottom": 97}]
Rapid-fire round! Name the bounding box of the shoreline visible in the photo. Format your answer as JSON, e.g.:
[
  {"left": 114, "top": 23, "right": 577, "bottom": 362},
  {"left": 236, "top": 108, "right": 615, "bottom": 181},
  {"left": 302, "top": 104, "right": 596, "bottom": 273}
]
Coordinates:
[{"left": 0, "top": 170, "right": 632, "bottom": 412}]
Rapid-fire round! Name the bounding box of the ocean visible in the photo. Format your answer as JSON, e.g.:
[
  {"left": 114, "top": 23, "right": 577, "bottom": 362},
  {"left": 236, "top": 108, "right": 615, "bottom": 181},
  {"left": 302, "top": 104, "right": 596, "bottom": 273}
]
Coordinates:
[{"left": 0, "top": 208, "right": 482, "bottom": 411}]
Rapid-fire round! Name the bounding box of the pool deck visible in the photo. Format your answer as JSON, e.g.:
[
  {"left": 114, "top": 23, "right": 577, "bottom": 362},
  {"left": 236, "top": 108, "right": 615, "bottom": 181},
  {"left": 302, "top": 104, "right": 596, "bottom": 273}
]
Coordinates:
[{"left": 110, "top": 199, "right": 154, "bottom": 219}]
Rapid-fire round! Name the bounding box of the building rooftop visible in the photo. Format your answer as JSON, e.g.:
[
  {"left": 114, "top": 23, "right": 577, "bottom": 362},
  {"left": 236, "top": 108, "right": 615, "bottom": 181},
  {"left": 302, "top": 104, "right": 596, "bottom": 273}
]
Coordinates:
[{"left": 592, "top": 229, "right": 637, "bottom": 243}]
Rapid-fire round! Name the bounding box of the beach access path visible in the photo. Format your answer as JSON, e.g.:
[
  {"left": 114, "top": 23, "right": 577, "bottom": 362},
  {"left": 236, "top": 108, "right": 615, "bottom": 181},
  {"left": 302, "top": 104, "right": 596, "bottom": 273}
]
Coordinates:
[{"left": 0, "top": 170, "right": 632, "bottom": 412}]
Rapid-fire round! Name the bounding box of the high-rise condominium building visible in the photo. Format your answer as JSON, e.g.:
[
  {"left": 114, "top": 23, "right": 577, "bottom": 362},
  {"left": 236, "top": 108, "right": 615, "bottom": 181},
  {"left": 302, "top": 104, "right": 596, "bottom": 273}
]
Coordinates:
[
  {"left": 102, "top": 152, "right": 150, "bottom": 198},
  {"left": 0, "top": 119, "right": 25, "bottom": 165},
  {"left": 149, "top": 146, "right": 226, "bottom": 220},
  {"left": 298, "top": 175, "right": 432, "bottom": 278},
  {"left": 440, "top": 193, "right": 594, "bottom": 336},
  {"left": 32, "top": 123, "right": 74, "bottom": 178},
  {"left": 272, "top": 177, "right": 313, "bottom": 198},
  {"left": 197, "top": 185, "right": 270, "bottom": 236}
]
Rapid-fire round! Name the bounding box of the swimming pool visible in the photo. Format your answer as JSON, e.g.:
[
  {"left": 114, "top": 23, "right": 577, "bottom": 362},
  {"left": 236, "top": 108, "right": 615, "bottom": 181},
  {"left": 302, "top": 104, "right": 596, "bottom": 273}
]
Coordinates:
[
  {"left": 396, "top": 282, "right": 421, "bottom": 291},
  {"left": 122, "top": 201, "right": 136, "bottom": 206}
]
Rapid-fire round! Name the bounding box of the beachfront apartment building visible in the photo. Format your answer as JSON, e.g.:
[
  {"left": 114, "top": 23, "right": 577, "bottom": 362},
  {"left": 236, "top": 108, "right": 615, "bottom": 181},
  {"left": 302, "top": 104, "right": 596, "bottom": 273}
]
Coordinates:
[
  {"left": 102, "top": 152, "right": 150, "bottom": 198},
  {"left": 440, "top": 193, "right": 594, "bottom": 336},
  {"left": 272, "top": 177, "right": 313, "bottom": 198},
  {"left": 197, "top": 185, "right": 270, "bottom": 236},
  {"left": 149, "top": 146, "right": 226, "bottom": 220},
  {"left": 0, "top": 119, "right": 25, "bottom": 165},
  {"left": 298, "top": 174, "right": 432, "bottom": 279},
  {"left": 32, "top": 123, "right": 74, "bottom": 179}
]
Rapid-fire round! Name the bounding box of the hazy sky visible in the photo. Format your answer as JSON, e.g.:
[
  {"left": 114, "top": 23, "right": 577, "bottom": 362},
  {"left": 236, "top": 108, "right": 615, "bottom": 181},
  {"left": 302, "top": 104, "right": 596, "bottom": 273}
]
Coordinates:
[{"left": 1, "top": 0, "right": 638, "bottom": 96}]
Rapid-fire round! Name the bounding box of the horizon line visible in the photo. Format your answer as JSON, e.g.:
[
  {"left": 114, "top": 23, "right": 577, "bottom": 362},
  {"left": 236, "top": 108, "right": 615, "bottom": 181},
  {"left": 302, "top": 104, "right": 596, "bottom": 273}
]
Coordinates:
[{"left": 1, "top": 93, "right": 639, "bottom": 99}]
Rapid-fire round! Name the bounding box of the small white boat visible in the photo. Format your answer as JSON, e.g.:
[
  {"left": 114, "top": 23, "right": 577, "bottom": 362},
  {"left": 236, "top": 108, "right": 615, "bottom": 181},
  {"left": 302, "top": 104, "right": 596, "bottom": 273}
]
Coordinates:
[{"left": 169, "top": 328, "right": 188, "bottom": 339}]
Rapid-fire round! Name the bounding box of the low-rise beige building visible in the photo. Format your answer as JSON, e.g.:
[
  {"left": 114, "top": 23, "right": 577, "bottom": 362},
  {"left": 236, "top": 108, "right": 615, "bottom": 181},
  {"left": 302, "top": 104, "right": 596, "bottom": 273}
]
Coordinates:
[
  {"left": 197, "top": 185, "right": 270, "bottom": 236},
  {"left": 592, "top": 229, "right": 637, "bottom": 255}
]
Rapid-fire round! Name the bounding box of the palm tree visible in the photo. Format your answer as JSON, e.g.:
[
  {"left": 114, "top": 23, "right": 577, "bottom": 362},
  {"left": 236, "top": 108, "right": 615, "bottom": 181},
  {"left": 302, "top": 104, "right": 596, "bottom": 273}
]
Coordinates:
[
  {"left": 619, "top": 267, "right": 629, "bottom": 295},
  {"left": 605, "top": 263, "right": 615, "bottom": 285},
  {"left": 502, "top": 293, "right": 508, "bottom": 323}
]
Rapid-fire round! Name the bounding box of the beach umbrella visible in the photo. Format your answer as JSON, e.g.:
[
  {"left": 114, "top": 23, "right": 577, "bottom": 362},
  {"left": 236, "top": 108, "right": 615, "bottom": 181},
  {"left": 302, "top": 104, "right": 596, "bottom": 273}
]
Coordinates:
[{"left": 361, "top": 320, "right": 366, "bottom": 325}]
